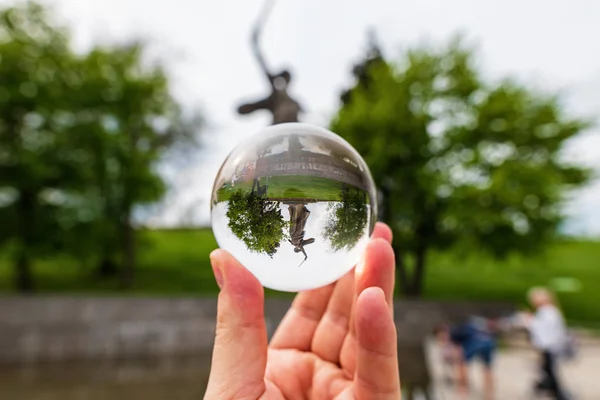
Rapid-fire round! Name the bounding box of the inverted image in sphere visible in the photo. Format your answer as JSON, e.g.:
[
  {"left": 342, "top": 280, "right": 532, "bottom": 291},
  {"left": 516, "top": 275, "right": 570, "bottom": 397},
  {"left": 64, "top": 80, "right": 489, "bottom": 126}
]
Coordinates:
[{"left": 210, "top": 123, "right": 377, "bottom": 292}]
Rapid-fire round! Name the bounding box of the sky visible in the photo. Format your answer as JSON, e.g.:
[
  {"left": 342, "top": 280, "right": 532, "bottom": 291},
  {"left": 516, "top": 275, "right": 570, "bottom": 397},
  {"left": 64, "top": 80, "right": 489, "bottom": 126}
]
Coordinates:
[{"left": 5, "top": 0, "right": 600, "bottom": 235}]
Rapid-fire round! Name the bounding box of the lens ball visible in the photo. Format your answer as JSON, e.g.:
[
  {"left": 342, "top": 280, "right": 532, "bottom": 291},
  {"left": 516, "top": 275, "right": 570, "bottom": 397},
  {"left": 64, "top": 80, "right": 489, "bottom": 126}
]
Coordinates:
[{"left": 211, "top": 123, "right": 377, "bottom": 292}]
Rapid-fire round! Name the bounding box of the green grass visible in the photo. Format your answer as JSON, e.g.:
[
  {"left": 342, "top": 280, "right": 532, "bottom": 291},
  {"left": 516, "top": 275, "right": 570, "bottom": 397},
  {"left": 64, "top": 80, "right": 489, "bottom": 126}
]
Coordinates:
[
  {"left": 425, "top": 240, "right": 600, "bottom": 329},
  {"left": 1, "top": 229, "right": 599, "bottom": 327},
  {"left": 217, "top": 175, "right": 354, "bottom": 202},
  {"left": 0, "top": 229, "right": 220, "bottom": 296}
]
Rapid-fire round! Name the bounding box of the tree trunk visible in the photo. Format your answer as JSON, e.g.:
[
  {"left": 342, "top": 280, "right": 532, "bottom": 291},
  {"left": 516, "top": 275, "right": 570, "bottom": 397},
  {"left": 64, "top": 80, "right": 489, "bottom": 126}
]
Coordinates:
[
  {"left": 97, "top": 256, "right": 118, "bottom": 277},
  {"left": 394, "top": 247, "right": 411, "bottom": 295},
  {"left": 14, "top": 191, "right": 35, "bottom": 292},
  {"left": 378, "top": 184, "right": 392, "bottom": 223},
  {"left": 380, "top": 185, "right": 413, "bottom": 295},
  {"left": 120, "top": 218, "right": 136, "bottom": 289},
  {"left": 15, "top": 251, "right": 33, "bottom": 292},
  {"left": 409, "top": 245, "right": 427, "bottom": 298},
  {"left": 120, "top": 125, "right": 139, "bottom": 290}
]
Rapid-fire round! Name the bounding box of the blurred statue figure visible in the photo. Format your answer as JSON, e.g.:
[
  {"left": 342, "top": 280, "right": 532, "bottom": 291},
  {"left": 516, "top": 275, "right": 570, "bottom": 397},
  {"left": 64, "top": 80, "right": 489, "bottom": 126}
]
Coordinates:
[
  {"left": 237, "top": 0, "right": 302, "bottom": 124},
  {"left": 251, "top": 178, "right": 268, "bottom": 196}
]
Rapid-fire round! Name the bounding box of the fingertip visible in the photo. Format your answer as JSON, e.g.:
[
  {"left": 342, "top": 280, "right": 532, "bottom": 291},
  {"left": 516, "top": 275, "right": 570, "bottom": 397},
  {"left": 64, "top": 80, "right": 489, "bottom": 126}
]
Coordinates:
[
  {"left": 355, "top": 287, "right": 390, "bottom": 340},
  {"left": 355, "top": 238, "right": 396, "bottom": 311},
  {"left": 356, "top": 238, "right": 395, "bottom": 278},
  {"left": 372, "top": 222, "right": 393, "bottom": 244},
  {"left": 369, "top": 237, "right": 395, "bottom": 256},
  {"left": 209, "top": 250, "right": 226, "bottom": 289},
  {"left": 357, "top": 286, "right": 386, "bottom": 312},
  {"left": 210, "top": 249, "right": 264, "bottom": 304},
  {"left": 354, "top": 286, "right": 400, "bottom": 397},
  {"left": 209, "top": 248, "right": 233, "bottom": 266},
  {"left": 355, "top": 286, "right": 396, "bottom": 361}
]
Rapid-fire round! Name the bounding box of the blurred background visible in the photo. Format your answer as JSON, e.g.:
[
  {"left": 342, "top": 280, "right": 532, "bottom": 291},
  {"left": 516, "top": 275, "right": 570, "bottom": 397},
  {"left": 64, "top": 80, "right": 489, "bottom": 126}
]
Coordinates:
[{"left": 0, "top": 0, "right": 599, "bottom": 399}]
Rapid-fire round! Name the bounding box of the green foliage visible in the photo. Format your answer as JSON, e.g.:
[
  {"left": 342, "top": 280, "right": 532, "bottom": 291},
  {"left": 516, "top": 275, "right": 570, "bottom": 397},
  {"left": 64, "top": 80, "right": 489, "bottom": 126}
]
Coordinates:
[
  {"left": 75, "top": 39, "right": 199, "bottom": 285},
  {"left": 425, "top": 239, "right": 600, "bottom": 328},
  {"left": 0, "top": 3, "right": 87, "bottom": 290},
  {"left": 0, "top": 2, "right": 200, "bottom": 290},
  {"left": 323, "top": 187, "right": 369, "bottom": 251},
  {"left": 225, "top": 191, "right": 288, "bottom": 257},
  {"left": 331, "top": 36, "right": 592, "bottom": 296}
]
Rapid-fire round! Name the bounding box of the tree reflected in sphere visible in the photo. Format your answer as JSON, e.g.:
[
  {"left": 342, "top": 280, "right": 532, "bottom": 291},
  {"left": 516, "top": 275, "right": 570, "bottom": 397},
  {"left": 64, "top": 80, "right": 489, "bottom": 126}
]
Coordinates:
[
  {"left": 226, "top": 190, "right": 287, "bottom": 258},
  {"left": 323, "top": 186, "right": 369, "bottom": 252}
]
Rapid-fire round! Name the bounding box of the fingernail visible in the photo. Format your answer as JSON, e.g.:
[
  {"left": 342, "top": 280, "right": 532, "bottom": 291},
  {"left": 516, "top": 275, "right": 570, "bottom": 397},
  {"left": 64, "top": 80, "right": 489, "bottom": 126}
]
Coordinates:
[
  {"left": 370, "top": 286, "right": 386, "bottom": 302},
  {"left": 210, "top": 254, "right": 224, "bottom": 289}
]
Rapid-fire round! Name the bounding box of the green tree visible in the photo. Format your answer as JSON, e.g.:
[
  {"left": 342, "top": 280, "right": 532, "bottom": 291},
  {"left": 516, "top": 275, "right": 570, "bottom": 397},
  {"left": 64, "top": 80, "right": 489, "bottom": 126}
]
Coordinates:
[
  {"left": 0, "top": 3, "right": 92, "bottom": 291},
  {"left": 0, "top": 2, "right": 200, "bottom": 291},
  {"left": 77, "top": 43, "right": 200, "bottom": 288},
  {"left": 323, "top": 187, "right": 369, "bottom": 251},
  {"left": 226, "top": 191, "right": 287, "bottom": 257},
  {"left": 331, "top": 36, "right": 591, "bottom": 297}
]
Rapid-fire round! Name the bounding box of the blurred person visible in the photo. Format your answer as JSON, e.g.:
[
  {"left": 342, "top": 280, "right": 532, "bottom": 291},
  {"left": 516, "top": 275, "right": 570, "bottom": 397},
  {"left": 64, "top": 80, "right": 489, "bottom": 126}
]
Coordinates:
[
  {"left": 442, "top": 317, "right": 498, "bottom": 400},
  {"left": 433, "top": 323, "right": 462, "bottom": 386},
  {"left": 526, "top": 287, "right": 570, "bottom": 400},
  {"left": 203, "top": 222, "right": 401, "bottom": 399}
]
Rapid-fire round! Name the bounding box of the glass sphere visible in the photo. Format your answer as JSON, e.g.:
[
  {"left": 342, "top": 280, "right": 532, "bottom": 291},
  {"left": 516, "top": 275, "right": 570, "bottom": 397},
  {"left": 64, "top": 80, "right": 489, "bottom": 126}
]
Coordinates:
[{"left": 210, "top": 123, "right": 377, "bottom": 292}]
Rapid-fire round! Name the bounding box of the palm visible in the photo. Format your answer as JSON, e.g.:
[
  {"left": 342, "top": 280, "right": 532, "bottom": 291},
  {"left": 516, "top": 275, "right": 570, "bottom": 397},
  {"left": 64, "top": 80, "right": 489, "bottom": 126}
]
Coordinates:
[
  {"left": 262, "top": 225, "right": 398, "bottom": 398},
  {"left": 263, "top": 349, "right": 351, "bottom": 399}
]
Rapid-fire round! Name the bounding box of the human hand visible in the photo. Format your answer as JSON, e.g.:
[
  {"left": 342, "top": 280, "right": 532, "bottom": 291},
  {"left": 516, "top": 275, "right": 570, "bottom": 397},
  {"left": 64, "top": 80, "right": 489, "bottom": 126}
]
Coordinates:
[{"left": 204, "top": 222, "right": 400, "bottom": 399}]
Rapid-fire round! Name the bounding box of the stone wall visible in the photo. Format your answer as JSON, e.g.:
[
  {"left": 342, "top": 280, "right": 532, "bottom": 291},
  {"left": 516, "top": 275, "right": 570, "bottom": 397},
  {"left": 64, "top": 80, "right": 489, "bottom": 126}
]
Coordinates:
[{"left": 0, "top": 297, "right": 514, "bottom": 364}]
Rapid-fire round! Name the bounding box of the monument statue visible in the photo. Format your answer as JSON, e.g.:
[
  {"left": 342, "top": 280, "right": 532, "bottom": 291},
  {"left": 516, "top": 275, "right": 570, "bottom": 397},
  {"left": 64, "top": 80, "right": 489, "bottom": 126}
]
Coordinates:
[
  {"left": 237, "top": 0, "right": 302, "bottom": 124},
  {"left": 287, "top": 203, "right": 315, "bottom": 265}
]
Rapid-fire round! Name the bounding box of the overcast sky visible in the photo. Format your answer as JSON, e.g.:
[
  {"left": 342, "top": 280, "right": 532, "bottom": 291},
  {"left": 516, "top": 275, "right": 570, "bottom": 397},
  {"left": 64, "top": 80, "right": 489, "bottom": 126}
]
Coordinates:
[{"left": 6, "top": 0, "right": 600, "bottom": 234}]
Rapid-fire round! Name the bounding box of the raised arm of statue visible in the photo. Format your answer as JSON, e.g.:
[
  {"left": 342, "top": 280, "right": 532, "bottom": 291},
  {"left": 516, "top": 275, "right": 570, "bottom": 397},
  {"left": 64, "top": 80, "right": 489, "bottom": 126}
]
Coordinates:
[
  {"left": 251, "top": 0, "right": 277, "bottom": 90},
  {"left": 237, "top": 96, "right": 272, "bottom": 115},
  {"left": 303, "top": 238, "right": 316, "bottom": 246}
]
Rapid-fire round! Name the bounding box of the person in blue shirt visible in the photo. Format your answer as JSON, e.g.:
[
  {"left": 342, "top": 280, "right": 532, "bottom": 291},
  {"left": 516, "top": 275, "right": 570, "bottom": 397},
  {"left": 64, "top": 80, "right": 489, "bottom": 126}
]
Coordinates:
[{"left": 439, "top": 317, "right": 498, "bottom": 400}]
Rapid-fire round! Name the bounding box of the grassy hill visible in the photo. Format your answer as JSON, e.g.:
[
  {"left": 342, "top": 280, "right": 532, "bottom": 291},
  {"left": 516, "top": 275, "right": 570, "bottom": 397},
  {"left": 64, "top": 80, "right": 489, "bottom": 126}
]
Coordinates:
[{"left": 0, "top": 228, "right": 598, "bottom": 327}]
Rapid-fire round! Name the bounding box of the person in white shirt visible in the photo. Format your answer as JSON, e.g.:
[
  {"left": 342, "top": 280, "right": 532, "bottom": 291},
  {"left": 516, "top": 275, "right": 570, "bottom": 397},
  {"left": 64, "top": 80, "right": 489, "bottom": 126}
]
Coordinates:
[{"left": 526, "top": 287, "right": 569, "bottom": 400}]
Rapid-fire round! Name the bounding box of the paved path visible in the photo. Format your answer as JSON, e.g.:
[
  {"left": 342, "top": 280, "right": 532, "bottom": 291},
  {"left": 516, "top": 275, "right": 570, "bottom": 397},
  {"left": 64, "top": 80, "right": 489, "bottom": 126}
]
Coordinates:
[{"left": 426, "top": 340, "right": 600, "bottom": 400}]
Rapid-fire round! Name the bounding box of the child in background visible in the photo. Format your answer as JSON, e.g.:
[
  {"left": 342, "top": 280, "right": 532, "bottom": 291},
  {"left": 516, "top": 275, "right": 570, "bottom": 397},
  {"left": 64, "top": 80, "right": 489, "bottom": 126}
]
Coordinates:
[
  {"left": 434, "top": 324, "right": 461, "bottom": 386},
  {"left": 435, "top": 317, "right": 497, "bottom": 400}
]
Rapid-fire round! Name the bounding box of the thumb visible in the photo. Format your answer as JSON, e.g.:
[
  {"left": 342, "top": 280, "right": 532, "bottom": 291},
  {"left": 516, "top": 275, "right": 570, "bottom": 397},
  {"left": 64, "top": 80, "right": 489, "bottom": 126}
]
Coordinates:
[{"left": 204, "top": 249, "right": 268, "bottom": 400}]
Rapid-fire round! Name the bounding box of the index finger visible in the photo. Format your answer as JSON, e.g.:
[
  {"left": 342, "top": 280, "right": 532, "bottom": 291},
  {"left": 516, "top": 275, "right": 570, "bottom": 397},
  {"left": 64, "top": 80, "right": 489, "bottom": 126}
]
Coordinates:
[
  {"left": 353, "top": 287, "right": 400, "bottom": 399},
  {"left": 339, "top": 230, "right": 396, "bottom": 375}
]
